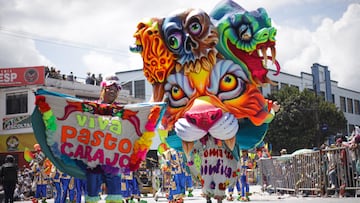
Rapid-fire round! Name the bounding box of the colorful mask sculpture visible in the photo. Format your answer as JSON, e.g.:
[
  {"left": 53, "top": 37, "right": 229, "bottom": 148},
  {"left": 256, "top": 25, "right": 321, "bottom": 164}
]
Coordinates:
[
  {"left": 210, "top": 0, "right": 281, "bottom": 85},
  {"left": 131, "top": 0, "right": 279, "bottom": 201}
]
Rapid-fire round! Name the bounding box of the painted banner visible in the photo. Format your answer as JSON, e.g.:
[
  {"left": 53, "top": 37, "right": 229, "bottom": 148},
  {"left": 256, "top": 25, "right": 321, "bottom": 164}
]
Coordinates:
[
  {"left": 187, "top": 136, "right": 239, "bottom": 197},
  {"left": 3, "top": 115, "right": 32, "bottom": 130},
  {"left": 31, "top": 88, "right": 166, "bottom": 178},
  {"left": 0, "top": 66, "right": 45, "bottom": 87}
]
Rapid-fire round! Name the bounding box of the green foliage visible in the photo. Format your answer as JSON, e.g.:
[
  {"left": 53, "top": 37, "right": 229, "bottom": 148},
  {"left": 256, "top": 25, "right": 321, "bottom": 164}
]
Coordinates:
[{"left": 265, "top": 86, "right": 347, "bottom": 155}]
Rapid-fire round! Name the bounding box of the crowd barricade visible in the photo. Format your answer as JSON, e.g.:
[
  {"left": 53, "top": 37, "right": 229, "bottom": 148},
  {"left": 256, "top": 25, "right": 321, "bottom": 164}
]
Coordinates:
[
  {"left": 258, "top": 146, "right": 360, "bottom": 197},
  {"left": 258, "top": 156, "right": 296, "bottom": 193}
]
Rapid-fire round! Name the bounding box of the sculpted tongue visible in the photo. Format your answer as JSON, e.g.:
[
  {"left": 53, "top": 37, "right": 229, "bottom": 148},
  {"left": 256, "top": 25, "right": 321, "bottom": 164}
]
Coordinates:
[
  {"left": 271, "top": 46, "right": 276, "bottom": 64},
  {"left": 151, "top": 83, "right": 165, "bottom": 102},
  {"left": 224, "top": 136, "right": 236, "bottom": 151},
  {"left": 182, "top": 140, "right": 194, "bottom": 160}
]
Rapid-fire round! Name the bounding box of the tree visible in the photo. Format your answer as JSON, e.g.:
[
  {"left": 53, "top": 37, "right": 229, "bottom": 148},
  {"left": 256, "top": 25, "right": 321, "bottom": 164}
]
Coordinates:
[{"left": 265, "top": 86, "right": 347, "bottom": 155}]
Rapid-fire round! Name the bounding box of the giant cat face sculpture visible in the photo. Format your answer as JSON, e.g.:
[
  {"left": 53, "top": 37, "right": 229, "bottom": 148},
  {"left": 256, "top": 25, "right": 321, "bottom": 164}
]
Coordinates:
[{"left": 131, "top": 3, "right": 276, "bottom": 200}]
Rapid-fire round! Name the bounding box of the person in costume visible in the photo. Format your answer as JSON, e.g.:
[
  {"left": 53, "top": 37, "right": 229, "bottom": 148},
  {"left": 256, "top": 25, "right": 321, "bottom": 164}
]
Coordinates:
[
  {"left": 50, "top": 165, "right": 62, "bottom": 203},
  {"left": 181, "top": 153, "right": 193, "bottom": 197},
  {"left": 227, "top": 178, "right": 241, "bottom": 201},
  {"left": 60, "top": 173, "right": 76, "bottom": 203},
  {"left": 31, "top": 159, "right": 49, "bottom": 203},
  {"left": 75, "top": 177, "right": 87, "bottom": 203},
  {"left": 31, "top": 144, "right": 50, "bottom": 203},
  {"left": 163, "top": 148, "right": 186, "bottom": 203},
  {"left": 85, "top": 75, "right": 123, "bottom": 203},
  {"left": 120, "top": 171, "right": 141, "bottom": 203},
  {"left": 239, "top": 150, "right": 251, "bottom": 201}
]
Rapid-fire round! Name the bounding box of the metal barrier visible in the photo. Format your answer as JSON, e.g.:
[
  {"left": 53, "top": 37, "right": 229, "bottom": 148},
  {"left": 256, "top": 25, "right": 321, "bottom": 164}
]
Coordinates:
[{"left": 258, "top": 146, "right": 360, "bottom": 197}]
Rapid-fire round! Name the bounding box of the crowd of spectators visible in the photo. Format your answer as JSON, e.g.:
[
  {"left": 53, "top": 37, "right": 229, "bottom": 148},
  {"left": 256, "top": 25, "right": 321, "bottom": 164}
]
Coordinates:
[{"left": 45, "top": 66, "right": 103, "bottom": 85}]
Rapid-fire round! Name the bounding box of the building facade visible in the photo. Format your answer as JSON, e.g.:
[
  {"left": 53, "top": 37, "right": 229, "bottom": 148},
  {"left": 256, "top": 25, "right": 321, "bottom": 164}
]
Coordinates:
[{"left": 116, "top": 63, "right": 360, "bottom": 136}]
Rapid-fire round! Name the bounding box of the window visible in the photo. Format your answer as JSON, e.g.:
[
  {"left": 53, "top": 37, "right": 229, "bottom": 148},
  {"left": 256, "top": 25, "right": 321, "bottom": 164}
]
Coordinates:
[
  {"left": 280, "top": 82, "right": 288, "bottom": 89},
  {"left": 354, "top": 100, "right": 360, "bottom": 115},
  {"left": 349, "top": 124, "right": 355, "bottom": 135},
  {"left": 290, "top": 85, "right": 299, "bottom": 90},
  {"left": 122, "top": 81, "right": 133, "bottom": 95},
  {"left": 347, "top": 98, "right": 353, "bottom": 114},
  {"left": 340, "top": 96, "right": 346, "bottom": 112},
  {"left": 134, "top": 80, "right": 145, "bottom": 99},
  {"left": 270, "top": 81, "right": 279, "bottom": 94},
  {"left": 6, "top": 92, "right": 28, "bottom": 115}
]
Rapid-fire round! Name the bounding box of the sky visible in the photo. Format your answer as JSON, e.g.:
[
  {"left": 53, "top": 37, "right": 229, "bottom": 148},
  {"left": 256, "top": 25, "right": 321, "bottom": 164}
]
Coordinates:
[{"left": 0, "top": 0, "right": 359, "bottom": 91}]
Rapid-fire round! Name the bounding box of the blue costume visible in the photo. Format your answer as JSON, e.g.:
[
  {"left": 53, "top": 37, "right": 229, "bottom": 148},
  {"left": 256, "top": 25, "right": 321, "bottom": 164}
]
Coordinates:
[
  {"left": 86, "top": 166, "right": 122, "bottom": 202},
  {"left": 60, "top": 173, "right": 75, "bottom": 203},
  {"left": 32, "top": 161, "right": 48, "bottom": 201},
  {"left": 75, "top": 178, "right": 87, "bottom": 203},
  {"left": 239, "top": 151, "right": 250, "bottom": 201},
  {"left": 164, "top": 148, "right": 186, "bottom": 202},
  {"left": 50, "top": 166, "right": 62, "bottom": 203},
  {"left": 120, "top": 171, "right": 140, "bottom": 201}
]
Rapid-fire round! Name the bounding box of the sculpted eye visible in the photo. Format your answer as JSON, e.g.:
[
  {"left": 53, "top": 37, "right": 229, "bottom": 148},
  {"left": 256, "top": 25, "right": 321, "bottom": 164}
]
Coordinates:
[
  {"left": 151, "top": 60, "right": 157, "bottom": 66},
  {"left": 171, "top": 85, "right": 185, "bottom": 101},
  {"left": 168, "top": 32, "right": 182, "bottom": 50},
  {"left": 238, "top": 24, "right": 252, "bottom": 41},
  {"left": 189, "top": 21, "right": 202, "bottom": 35},
  {"left": 219, "top": 74, "right": 237, "bottom": 92}
]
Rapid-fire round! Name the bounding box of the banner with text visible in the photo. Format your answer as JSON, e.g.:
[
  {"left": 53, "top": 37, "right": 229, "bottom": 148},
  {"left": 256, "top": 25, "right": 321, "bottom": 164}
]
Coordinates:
[
  {"left": 0, "top": 66, "right": 45, "bottom": 87},
  {"left": 32, "top": 88, "right": 165, "bottom": 178}
]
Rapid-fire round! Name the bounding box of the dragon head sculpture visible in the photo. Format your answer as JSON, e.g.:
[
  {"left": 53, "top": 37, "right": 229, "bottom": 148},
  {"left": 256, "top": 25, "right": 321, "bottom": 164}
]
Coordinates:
[{"left": 210, "top": 0, "right": 281, "bottom": 85}]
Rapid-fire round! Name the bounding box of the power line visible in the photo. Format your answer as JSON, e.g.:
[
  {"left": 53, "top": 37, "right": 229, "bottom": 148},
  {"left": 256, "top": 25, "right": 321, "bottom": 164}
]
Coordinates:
[{"left": 0, "top": 26, "right": 131, "bottom": 56}]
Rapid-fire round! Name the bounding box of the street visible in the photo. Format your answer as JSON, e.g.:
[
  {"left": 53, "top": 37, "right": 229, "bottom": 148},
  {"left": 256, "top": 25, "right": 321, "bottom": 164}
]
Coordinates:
[{"left": 15, "top": 185, "right": 360, "bottom": 203}]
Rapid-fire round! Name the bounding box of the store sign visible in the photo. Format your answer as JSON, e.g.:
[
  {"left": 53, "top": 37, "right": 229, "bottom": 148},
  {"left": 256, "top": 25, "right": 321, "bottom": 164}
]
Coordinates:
[
  {"left": 3, "top": 115, "right": 32, "bottom": 130},
  {"left": 0, "top": 66, "right": 45, "bottom": 86}
]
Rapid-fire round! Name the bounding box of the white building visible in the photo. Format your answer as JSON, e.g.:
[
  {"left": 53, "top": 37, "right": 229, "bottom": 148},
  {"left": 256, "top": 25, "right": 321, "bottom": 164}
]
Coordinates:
[{"left": 116, "top": 63, "right": 360, "bottom": 136}]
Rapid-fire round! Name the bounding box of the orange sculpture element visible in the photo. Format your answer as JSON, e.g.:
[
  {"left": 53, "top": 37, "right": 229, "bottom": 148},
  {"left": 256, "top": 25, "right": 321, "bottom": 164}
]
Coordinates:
[{"left": 132, "top": 18, "right": 176, "bottom": 101}]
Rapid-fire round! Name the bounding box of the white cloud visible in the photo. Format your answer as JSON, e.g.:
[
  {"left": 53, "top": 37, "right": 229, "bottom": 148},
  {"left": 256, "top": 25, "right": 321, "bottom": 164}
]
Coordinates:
[
  {"left": 274, "top": 3, "right": 360, "bottom": 91},
  {"left": 82, "top": 52, "right": 126, "bottom": 76},
  {"left": 0, "top": 35, "right": 52, "bottom": 67}
]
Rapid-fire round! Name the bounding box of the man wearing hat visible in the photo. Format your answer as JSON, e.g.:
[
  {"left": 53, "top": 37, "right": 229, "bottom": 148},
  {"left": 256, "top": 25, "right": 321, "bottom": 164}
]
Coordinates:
[{"left": 85, "top": 75, "right": 124, "bottom": 203}]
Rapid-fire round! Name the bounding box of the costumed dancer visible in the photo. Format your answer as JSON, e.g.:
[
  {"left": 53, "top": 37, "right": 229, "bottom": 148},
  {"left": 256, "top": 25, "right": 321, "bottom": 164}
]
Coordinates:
[
  {"left": 75, "top": 177, "right": 87, "bottom": 203},
  {"left": 226, "top": 178, "right": 241, "bottom": 201},
  {"left": 50, "top": 165, "right": 62, "bottom": 203},
  {"left": 31, "top": 159, "right": 49, "bottom": 203},
  {"left": 181, "top": 153, "right": 193, "bottom": 197},
  {"left": 120, "top": 171, "right": 141, "bottom": 203},
  {"left": 239, "top": 150, "right": 251, "bottom": 201},
  {"left": 85, "top": 75, "right": 123, "bottom": 203},
  {"left": 31, "top": 144, "right": 49, "bottom": 203},
  {"left": 60, "top": 173, "right": 76, "bottom": 203},
  {"left": 164, "top": 148, "right": 185, "bottom": 203}
]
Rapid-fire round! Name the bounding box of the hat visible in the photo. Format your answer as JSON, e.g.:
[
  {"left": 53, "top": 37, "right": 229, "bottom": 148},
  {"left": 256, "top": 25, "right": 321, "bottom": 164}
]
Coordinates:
[
  {"left": 5, "top": 154, "right": 14, "bottom": 163},
  {"left": 34, "top": 143, "right": 41, "bottom": 151},
  {"left": 280, "top": 149, "right": 287, "bottom": 154},
  {"left": 336, "top": 138, "right": 342, "bottom": 143},
  {"left": 100, "top": 75, "right": 122, "bottom": 90}
]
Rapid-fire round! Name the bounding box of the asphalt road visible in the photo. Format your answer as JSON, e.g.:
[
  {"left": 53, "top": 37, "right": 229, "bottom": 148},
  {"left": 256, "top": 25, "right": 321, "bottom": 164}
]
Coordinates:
[{"left": 15, "top": 185, "right": 360, "bottom": 203}]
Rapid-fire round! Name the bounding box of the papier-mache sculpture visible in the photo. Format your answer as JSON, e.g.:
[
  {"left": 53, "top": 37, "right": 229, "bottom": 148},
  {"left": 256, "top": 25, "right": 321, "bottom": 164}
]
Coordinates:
[{"left": 130, "top": 0, "right": 280, "bottom": 202}]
